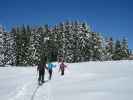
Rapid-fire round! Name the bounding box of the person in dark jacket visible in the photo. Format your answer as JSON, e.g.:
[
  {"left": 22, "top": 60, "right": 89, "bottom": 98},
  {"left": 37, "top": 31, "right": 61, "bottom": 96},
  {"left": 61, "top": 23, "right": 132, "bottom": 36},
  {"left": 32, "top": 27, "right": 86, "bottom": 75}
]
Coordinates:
[{"left": 37, "top": 56, "right": 48, "bottom": 84}]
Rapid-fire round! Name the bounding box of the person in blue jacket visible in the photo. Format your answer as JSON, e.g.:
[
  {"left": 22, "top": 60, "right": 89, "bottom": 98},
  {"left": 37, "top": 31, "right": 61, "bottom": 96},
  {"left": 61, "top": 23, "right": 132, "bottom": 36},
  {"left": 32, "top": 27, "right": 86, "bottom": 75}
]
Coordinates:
[{"left": 47, "top": 61, "right": 56, "bottom": 80}]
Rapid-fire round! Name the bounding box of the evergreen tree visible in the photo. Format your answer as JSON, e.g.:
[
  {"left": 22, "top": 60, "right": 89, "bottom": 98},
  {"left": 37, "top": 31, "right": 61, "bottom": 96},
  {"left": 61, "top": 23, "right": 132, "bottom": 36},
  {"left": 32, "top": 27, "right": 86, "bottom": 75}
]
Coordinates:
[
  {"left": 15, "top": 27, "right": 23, "bottom": 65},
  {"left": 81, "top": 22, "right": 91, "bottom": 61},
  {"left": 73, "top": 21, "right": 83, "bottom": 62},
  {"left": 32, "top": 25, "right": 50, "bottom": 64},
  {"left": 0, "top": 26, "right": 4, "bottom": 65},
  {"left": 105, "top": 37, "right": 114, "bottom": 60},
  {"left": 10, "top": 27, "right": 17, "bottom": 65},
  {"left": 20, "top": 25, "right": 31, "bottom": 65},
  {"left": 121, "top": 37, "right": 129, "bottom": 59},
  {"left": 26, "top": 25, "right": 33, "bottom": 65},
  {"left": 57, "top": 22, "right": 66, "bottom": 60},
  {"left": 33, "top": 26, "right": 44, "bottom": 64},
  {"left": 65, "top": 21, "right": 75, "bottom": 62},
  {"left": 112, "top": 40, "right": 122, "bottom": 60},
  {"left": 47, "top": 26, "right": 58, "bottom": 62},
  {"left": 2, "top": 32, "right": 12, "bottom": 65},
  {"left": 89, "top": 32, "right": 103, "bottom": 61}
]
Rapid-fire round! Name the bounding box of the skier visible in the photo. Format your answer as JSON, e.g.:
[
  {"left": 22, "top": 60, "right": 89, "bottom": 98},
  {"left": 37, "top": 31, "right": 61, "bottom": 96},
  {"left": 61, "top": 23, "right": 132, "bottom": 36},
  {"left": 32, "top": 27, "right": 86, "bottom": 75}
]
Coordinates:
[
  {"left": 37, "top": 56, "right": 48, "bottom": 85},
  {"left": 47, "top": 61, "right": 56, "bottom": 80},
  {"left": 59, "top": 60, "right": 67, "bottom": 76}
]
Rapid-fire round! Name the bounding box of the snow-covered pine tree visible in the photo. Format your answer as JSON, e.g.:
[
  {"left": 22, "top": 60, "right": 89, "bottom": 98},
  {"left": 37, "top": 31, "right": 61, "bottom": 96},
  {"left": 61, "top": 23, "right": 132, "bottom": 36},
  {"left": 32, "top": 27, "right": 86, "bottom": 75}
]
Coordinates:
[
  {"left": 129, "top": 49, "right": 132, "bottom": 56},
  {"left": 29, "top": 26, "right": 38, "bottom": 65},
  {"left": 105, "top": 37, "right": 114, "bottom": 60},
  {"left": 25, "top": 25, "right": 33, "bottom": 65},
  {"left": 30, "top": 26, "right": 39, "bottom": 65},
  {"left": 33, "top": 26, "right": 46, "bottom": 64},
  {"left": 112, "top": 40, "right": 122, "bottom": 60},
  {"left": 15, "top": 27, "right": 23, "bottom": 65},
  {"left": 42, "top": 24, "right": 51, "bottom": 61},
  {"left": 18, "top": 25, "right": 31, "bottom": 66},
  {"left": 121, "top": 37, "right": 129, "bottom": 59},
  {"left": 56, "top": 22, "right": 66, "bottom": 61},
  {"left": 89, "top": 32, "right": 103, "bottom": 61},
  {"left": 2, "top": 31, "right": 13, "bottom": 65},
  {"left": 72, "top": 20, "right": 83, "bottom": 62},
  {"left": 0, "top": 26, "right": 4, "bottom": 65},
  {"left": 64, "top": 21, "right": 75, "bottom": 63},
  {"left": 47, "top": 26, "right": 58, "bottom": 62},
  {"left": 10, "top": 27, "right": 17, "bottom": 65},
  {"left": 12, "top": 25, "right": 30, "bottom": 66},
  {"left": 80, "top": 22, "right": 91, "bottom": 61}
]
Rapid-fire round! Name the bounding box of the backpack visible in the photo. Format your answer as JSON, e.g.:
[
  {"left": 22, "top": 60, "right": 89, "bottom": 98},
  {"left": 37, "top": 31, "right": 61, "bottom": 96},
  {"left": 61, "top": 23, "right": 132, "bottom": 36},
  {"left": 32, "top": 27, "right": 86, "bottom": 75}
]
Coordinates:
[
  {"left": 48, "top": 63, "right": 56, "bottom": 70},
  {"left": 60, "top": 63, "right": 66, "bottom": 70}
]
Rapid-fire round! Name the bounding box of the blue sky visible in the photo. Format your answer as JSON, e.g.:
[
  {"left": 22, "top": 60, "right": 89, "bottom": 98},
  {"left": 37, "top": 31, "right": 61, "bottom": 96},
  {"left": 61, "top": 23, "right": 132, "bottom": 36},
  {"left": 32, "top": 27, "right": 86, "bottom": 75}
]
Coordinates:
[{"left": 0, "top": 0, "right": 132, "bottom": 49}]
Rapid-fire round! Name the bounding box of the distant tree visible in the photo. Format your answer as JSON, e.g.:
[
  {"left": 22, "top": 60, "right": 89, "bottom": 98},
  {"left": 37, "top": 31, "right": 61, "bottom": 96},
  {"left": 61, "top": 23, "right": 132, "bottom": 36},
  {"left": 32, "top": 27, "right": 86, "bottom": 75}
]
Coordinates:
[
  {"left": 105, "top": 37, "right": 114, "bottom": 60},
  {"left": 15, "top": 27, "right": 22, "bottom": 65},
  {"left": 112, "top": 40, "right": 122, "bottom": 60},
  {"left": 20, "top": 25, "right": 31, "bottom": 65},
  {"left": 121, "top": 37, "right": 129, "bottom": 59},
  {"left": 2, "top": 32, "right": 12, "bottom": 65},
  {"left": 57, "top": 22, "right": 66, "bottom": 60},
  {"left": 79, "top": 22, "right": 90, "bottom": 61},
  {"left": 10, "top": 27, "right": 17, "bottom": 65},
  {"left": 25, "top": 25, "right": 33, "bottom": 65},
  {"left": 34, "top": 26, "right": 46, "bottom": 64},
  {"left": 89, "top": 32, "right": 103, "bottom": 61},
  {"left": 72, "top": 21, "right": 81, "bottom": 62},
  {"left": 0, "top": 26, "right": 4, "bottom": 65}
]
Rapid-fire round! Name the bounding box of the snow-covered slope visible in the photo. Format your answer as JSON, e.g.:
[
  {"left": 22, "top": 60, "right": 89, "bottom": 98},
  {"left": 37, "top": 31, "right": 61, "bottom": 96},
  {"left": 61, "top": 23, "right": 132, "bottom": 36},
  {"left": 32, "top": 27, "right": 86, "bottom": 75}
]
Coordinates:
[{"left": 0, "top": 60, "right": 133, "bottom": 100}]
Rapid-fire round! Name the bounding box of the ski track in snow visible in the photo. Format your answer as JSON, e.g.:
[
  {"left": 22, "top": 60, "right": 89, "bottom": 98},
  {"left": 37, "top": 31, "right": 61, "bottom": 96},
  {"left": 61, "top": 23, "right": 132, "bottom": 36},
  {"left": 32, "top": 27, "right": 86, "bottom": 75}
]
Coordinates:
[
  {"left": 9, "top": 79, "right": 51, "bottom": 100},
  {"left": 9, "top": 82, "right": 30, "bottom": 100}
]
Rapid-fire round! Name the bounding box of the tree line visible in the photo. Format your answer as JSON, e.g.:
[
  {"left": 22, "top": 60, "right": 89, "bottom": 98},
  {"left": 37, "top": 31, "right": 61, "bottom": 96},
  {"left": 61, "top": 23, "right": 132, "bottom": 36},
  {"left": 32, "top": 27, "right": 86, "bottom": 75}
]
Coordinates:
[{"left": 0, "top": 21, "right": 131, "bottom": 66}]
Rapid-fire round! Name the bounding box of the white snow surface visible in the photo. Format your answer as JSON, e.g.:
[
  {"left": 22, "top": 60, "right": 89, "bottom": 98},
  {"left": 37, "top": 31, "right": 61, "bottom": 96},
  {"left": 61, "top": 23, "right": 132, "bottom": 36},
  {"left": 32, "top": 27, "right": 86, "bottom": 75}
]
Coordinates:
[{"left": 0, "top": 60, "right": 133, "bottom": 100}]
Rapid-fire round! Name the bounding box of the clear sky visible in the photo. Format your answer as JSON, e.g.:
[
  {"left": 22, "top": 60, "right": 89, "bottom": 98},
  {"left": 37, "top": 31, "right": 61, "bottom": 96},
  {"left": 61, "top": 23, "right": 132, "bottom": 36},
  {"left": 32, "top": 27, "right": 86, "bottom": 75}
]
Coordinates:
[{"left": 0, "top": 0, "right": 132, "bottom": 49}]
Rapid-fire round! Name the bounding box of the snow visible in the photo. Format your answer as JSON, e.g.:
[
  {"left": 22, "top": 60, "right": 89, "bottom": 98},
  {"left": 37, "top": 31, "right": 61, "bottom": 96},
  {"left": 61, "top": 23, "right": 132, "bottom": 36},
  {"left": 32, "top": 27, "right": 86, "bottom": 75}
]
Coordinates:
[{"left": 0, "top": 60, "right": 133, "bottom": 100}]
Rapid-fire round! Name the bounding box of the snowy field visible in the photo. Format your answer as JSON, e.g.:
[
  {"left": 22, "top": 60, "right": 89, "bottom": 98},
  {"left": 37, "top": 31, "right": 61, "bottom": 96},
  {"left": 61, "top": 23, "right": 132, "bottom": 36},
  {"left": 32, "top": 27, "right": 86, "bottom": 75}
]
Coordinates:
[{"left": 0, "top": 60, "right": 133, "bottom": 100}]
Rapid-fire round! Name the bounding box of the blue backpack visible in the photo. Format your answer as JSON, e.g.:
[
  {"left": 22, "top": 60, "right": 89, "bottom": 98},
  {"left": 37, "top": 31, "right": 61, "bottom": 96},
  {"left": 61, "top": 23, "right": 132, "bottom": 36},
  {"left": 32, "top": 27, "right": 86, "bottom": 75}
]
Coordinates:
[{"left": 48, "top": 63, "right": 56, "bottom": 70}]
